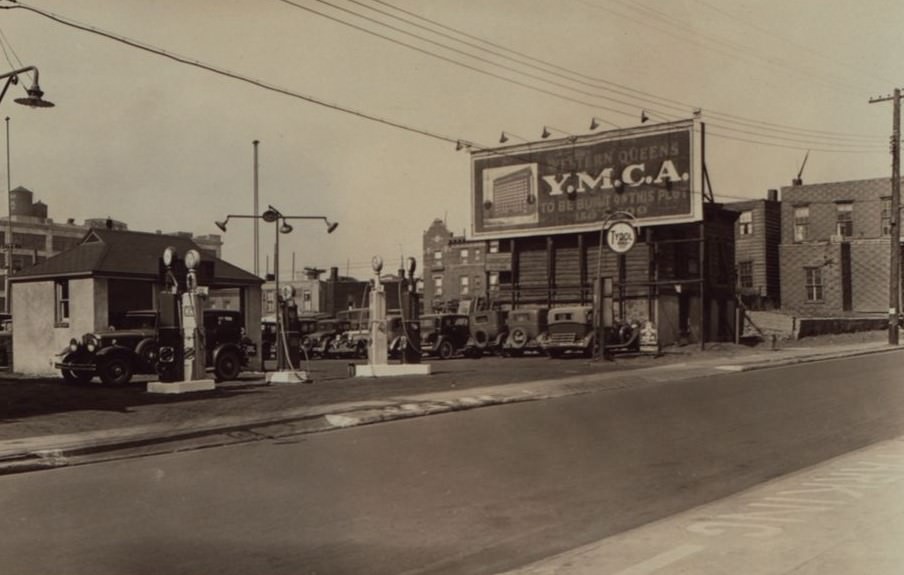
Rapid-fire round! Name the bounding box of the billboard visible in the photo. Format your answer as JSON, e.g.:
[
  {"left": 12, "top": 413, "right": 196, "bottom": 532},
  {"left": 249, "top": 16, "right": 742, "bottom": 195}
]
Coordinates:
[{"left": 471, "top": 119, "right": 703, "bottom": 239}]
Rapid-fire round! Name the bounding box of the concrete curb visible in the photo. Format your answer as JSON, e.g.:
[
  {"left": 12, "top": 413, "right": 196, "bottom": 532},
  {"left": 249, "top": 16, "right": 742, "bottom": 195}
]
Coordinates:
[{"left": 0, "top": 344, "right": 898, "bottom": 475}]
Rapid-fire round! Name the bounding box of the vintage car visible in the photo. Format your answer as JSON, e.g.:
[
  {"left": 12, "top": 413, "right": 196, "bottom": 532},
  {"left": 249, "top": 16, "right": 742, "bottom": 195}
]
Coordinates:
[
  {"left": 419, "top": 313, "right": 480, "bottom": 359},
  {"left": 264, "top": 314, "right": 324, "bottom": 361},
  {"left": 328, "top": 308, "right": 371, "bottom": 359},
  {"left": 466, "top": 310, "right": 508, "bottom": 356},
  {"left": 501, "top": 308, "right": 548, "bottom": 357},
  {"left": 55, "top": 309, "right": 256, "bottom": 385},
  {"left": 538, "top": 305, "right": 641, "bottom": 358},
  {"left": 302, "top": 317, "right": 351, "bottom": 359},
  {"left": 0, "top": 313, "right": 11, "bottom": 367},
  {"left": 537, "top": 305, "right": 596, "bottom": 358}
]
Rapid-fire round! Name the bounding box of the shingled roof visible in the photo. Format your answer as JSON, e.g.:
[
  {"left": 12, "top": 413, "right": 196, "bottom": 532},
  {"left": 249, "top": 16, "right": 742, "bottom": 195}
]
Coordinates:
[{"left": 10, "top": 228, "right": 262, "bottom": 287}]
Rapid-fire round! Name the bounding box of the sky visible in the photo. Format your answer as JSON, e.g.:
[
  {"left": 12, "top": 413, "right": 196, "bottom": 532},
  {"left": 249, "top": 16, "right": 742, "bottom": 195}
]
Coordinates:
[{"left": 0, "top": 0, "right": 901, "bottom": 279}]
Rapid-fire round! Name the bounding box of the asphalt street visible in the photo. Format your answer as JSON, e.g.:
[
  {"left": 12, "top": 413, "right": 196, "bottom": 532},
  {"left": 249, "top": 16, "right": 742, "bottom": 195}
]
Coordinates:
[{"left": 3, "top": 350, "right": 904, "bottom": 575}]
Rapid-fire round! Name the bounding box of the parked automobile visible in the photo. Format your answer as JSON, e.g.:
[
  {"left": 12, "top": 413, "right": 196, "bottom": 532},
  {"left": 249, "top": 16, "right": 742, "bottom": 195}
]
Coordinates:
[
  {"left": 0, "top": 313, "right": 11, "bottom": 367},
  {"left": 55, "top": 309, "right": 256, "bottom": 385},
  {"left": 327, "top": 308, "right": 371, "bottom": 358},
  {"left": 466, "top": 310, "right": 508, "bottom": 356},
  {"left": 302, "top": 317, "right": 351, "bottom": 359},
  {"left": 537, "top": 305, "right": 596, "bottom": 358},
  {"left": 419, "top": 313, "right": 480, "bottom": 359},
  {"left": 501, "top": 308, "right": 548, "bottom": 357},
  {"left": 263, "top": 314, "right": 323, "bottom": 361}
]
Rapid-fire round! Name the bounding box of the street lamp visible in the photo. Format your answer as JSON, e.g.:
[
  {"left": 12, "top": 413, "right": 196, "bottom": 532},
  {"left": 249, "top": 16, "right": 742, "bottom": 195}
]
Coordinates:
[
  {"left": 1, "top": 66, "right": 54, "bottom": 314},
  {"left": 216, "top": 205, "right": 338, "bottom": 379}
]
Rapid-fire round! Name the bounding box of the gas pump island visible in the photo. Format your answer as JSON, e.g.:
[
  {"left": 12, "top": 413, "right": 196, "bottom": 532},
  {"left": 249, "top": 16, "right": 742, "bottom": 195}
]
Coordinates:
[
  {"left": 353, "top": 255, "right": 431, "bottom": 378},
  {"left": 147, "top": 247, "right": 218, "bottom": 394}
]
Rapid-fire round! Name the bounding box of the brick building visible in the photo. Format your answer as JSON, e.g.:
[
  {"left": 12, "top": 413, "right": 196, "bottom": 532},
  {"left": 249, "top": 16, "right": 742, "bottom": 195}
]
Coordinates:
[
  {"left": 423, "top": 219, "right": 491, "bottom": 312},
  {"left": 725, "top": 190, "right": 782, "bottom": 309},
  {"left": 779, "top": 178, "right": 902, "bottom": 316}
]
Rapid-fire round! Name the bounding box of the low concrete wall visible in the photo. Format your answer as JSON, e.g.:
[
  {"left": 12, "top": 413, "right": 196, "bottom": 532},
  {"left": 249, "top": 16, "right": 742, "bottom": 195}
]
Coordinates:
[{"left": 794, "top": 317, "right": 888, "bottom": 339}]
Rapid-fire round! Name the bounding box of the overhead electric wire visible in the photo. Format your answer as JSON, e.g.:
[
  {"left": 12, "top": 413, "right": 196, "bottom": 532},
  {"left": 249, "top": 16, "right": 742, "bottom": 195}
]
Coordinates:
[
  {"left": 0, "top": 24, "right": 33, "bottom": 82},
  {"left": 3, "top": 1, "right": 888, "bottom": 157},
  {"left": 0, "top": 1, "right": 460, "bottom": 145},
  {"left": 692, "top": 0, "right": 898, "bottom": 88},
  {"left": 360, "top": 0, "right": 884, "bottom": 145},
  {"left": 277, "top": 0, "right": 644, "bottom": 120},
  {"left": 583, "top": 0, "right": 869, "bottom": 100}
]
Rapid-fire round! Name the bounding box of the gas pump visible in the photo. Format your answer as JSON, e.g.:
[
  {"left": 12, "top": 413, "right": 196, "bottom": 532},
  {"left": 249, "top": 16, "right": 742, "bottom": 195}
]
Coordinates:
[
  {"left": 148, "top": 247, "right": 215, "bottom": 393},
  {"left": 157, "top": 247, "right": 183, "bottom": 382},
  {"left": 280, "top": 285, "right": 301, "bottom": 368},
  {"left": 181, "top": 249, "right": 207, "bottom": 381},
  {"left": 400, "top": 257, "right": 421, "bottom": 364}
]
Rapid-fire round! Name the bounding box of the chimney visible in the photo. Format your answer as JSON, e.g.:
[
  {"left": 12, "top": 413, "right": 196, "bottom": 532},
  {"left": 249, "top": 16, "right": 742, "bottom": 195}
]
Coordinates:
[
  {"left": 330, "top": 266, "right": 339, "bottom": 281},
  {"left": 767, "top": 189, "right": 779, "bottom": 202}
]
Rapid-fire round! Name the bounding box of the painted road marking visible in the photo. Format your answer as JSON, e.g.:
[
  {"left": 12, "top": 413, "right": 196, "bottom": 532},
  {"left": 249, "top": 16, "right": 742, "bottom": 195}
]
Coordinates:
[{"left": 611, "top": 544, "right": 704, "bottom": 575}]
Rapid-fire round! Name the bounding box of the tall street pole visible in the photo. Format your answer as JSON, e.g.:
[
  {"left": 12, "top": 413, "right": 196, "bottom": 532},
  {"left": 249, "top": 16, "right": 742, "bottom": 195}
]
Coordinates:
[
  {"left": 870, "top": 88, "right": 902, "bottom": 345},
  {"left": 4, "top": 116, "right": 10, "bottom": 315},
  {"left": 253, "top": 140, "right": 260, "bottom": 278}
]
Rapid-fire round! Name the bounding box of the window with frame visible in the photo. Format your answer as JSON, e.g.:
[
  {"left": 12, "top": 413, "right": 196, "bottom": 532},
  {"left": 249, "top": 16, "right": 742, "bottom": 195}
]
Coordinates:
[
  {"left": 433, "top": 275, "right": 443, "bottom": 297},
  {"left": 459, "top": 248, "right": 469, "bottom": 262},
  {"left": 836, "top": 203, "right": 853, "bottom": 237},
  {"left": 738, "top": 211, "right": 753, "bottom": 235},
  {"left": 805, "top": 267, "right": 824, "bottom": 302},
  {"left": 738, "top": 261, "right": 754, "bottom": 289},
  {"left": 489, "top": 241, "right": 500, "bottom": 254},
  {"left": 459, "top": 275, "right": 470, "bottom": 296},
  {"left": 793, "top": 205, "right": 809, "bottom": 242},
  {"left": 55, "top": 279, "right": 70, "bottom": 325},
  {"left": 265, "top": 290, "right": 276, "bottom": 313},
  {"left": 488, "top": 272, "right": 499, "bottom": 289},
  {"left": 881, "top": 197, "right": 892, "bottom": 236},
  {"left": 433, "top": 250, "right": 443, "bottom": 262}
]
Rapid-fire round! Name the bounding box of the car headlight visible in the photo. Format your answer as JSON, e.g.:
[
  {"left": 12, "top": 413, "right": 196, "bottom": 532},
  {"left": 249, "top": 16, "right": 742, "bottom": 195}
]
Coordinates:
[{"left": 68, "top": 338, "right": 79, "bottom": 353}]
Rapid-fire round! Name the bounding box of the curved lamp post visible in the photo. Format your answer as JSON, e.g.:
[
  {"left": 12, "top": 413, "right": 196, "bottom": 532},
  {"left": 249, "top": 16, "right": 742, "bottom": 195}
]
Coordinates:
[
  {"left": 1, "top": 65, "right": 54, "bottom": 314},
  {"left": 216, "top": 205, "right": 338, "bottom": 376}
]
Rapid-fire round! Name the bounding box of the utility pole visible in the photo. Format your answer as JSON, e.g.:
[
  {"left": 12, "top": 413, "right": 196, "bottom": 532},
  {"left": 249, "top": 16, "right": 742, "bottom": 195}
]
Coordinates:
[{"left": 870, "top": 88, "right": 902, "bottom": 345}]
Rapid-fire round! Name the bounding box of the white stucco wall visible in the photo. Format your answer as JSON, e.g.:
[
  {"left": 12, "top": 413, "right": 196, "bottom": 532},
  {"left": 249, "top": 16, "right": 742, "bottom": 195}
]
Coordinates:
[{"left": 11, "top": 278, "right": 99, "bottom": 375}]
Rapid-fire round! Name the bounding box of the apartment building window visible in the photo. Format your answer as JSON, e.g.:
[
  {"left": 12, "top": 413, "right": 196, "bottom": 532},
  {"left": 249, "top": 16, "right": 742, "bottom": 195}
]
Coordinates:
[
  {"left": 489, "top": 241, "right": 500, "bottom": 254},
  {"left": 881, "top": 197, "right": 892, "bottom": 236},
  {"left": 738, "top": 261, "right": 754, "bottom": 289},
  {"left": 488, "top": 272, "right": 499, "bottom": 289},
  {"left": 835, "top": 203, "right": 853, "bottom": 238},
  {"left": 460, "top": 248, "right": 469, "bottom": 262},
  {"left": 805, "top": 267, "right": 824, "bottom": 302},
  {"left": 55, "top": 279, "right": 70, "bottom": 325},
  {"left": 433, "top": 275, "right": 443, "bottom": 297},
  {"left": 265, "top": 290, "right": 276, "bottom": 313},
  {"left": 793, "top": 205, "right": 809, "bottom": 242},
  {"left": 433, "top": 250, "right": 443, "bottom": 263},
  {"left": 738, "top": 211, "right": 753, "bottom": 235},
  {"left": 459, "top": 275, "right": 470, "bottom": 296}
]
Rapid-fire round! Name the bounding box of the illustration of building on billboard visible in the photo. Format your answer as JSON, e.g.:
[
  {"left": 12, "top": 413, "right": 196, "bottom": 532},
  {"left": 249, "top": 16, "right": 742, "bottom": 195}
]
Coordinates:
[{"left": 481, "top": 163, "right": 539, "bottom": 227}]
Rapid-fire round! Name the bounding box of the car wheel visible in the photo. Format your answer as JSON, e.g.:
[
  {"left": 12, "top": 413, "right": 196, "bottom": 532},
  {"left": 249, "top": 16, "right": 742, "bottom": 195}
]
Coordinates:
[
  {"left": 99, "top": 356, "right": 133, "bottom": 386},
  {"left": 61, "top": 369, "right": 93, "bottom": 385},
  {"left": 438, "top": 340, "right": 454, "bottom": 360},
  {"left": 214, "top": 350, "right": 241, "bottom": 382}
]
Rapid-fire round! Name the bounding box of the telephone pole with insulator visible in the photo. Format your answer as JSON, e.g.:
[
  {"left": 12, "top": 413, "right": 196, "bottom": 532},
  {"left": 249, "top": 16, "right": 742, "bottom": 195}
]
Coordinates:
[{"left": 870, "top": 88, "right": 902, "bottom": 345}]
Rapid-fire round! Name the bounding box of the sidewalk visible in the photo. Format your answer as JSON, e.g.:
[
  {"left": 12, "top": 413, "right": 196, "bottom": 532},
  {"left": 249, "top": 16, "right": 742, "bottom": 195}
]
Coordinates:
[
  {"left": 500, "top": 435, "right": 904, "bottom": 575},
  {"left": 0, "top": 333, "right": 899, "bottom": 474}
]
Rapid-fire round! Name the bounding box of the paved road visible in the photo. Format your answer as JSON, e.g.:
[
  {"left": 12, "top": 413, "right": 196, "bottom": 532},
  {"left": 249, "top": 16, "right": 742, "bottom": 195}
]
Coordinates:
[{"left": 2, "top": 351, "right": 904, "bottom": 575}]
